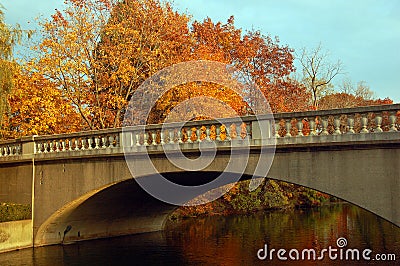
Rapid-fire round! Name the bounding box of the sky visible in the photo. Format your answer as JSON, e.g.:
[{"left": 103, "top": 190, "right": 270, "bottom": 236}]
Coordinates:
[{"left": 3, "top": 0, "right": 400, "bottom": 103}]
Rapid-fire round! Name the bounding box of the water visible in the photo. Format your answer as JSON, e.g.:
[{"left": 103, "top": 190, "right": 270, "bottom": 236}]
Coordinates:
[{"left": 0, "top": 204, "right": 399, "bottom": 265}]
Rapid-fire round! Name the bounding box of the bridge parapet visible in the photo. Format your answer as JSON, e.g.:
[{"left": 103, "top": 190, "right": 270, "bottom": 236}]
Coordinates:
[
  {"left": 0, "top": 139, "right": 22, "bottom": 157},
  {"left": 0, "top": 104, "right": 399, "bottom": 159}
]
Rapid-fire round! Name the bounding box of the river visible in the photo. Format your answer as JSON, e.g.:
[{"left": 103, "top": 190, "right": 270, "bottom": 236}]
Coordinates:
[{"left": 0, "top": 203, "right": 399, "bottom": 265}]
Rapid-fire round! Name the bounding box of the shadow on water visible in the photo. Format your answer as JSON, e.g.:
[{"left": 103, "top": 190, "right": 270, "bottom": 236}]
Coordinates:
[{"left": 0, "top": 203, "right": 399, "bottom": 265}]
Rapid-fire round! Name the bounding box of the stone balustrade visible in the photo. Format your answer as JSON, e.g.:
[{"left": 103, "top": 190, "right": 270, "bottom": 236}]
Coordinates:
[
  {"left": 272, "top": 104, "right": 400, "bottom": 137},
  {"left": 0, "top": 139, "right": 22, "bottom": 157},
  {"left": 0, "top": 104, "right": 399, "bottom": 158}
]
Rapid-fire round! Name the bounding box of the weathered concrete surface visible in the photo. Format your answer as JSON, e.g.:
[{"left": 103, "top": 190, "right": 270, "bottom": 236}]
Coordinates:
[
  {"left": 0, "top": 162, "right": 32, "bottom": 205},
  {"left": 0, "top": 220, "right": 32, "bottom": 253}
]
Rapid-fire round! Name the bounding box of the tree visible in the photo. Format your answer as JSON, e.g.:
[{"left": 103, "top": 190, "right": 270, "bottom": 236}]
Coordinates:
[
  {"left": 298, "top": 43, "right": 343, "bottom": 109},
  {"left": 1, "top": 67, "right": 82, "bottom": 139},
  {"left": 0, "top": 4, "right": 24, "bottom": 138},
  {"left": 95, "top": 0, "right": 192, "bottom": 126},
  {"left": 30, "top": 0, "right": 116, "bottom": 130}
]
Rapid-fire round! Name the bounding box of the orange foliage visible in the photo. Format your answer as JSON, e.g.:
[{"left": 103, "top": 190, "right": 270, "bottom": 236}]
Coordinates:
[
  {"left": 1, "top": 68, "right": 81, "bottom": 138},
  {"left": 319, "top": 92, "right": 393, "bottom": 109}
]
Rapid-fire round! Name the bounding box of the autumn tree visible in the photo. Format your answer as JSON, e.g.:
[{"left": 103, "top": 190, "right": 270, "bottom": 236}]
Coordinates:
[
  {"left": 1, "top": 67, "right": 82, "bottom": 139},
  {"left": 95, "top": 0, "right": 192, "bottom": 126},
  {"left": 0, "top": 4, "right": 24, "bottom": 138},
  {"left": 319, "top": 79, "right": 393, "bottom": 110},
  {"left": 298, "top": 43, "right": 343, "bottom": 109},
  {"left": 29, "top": 0, "right": 116, "bottom": 130}
]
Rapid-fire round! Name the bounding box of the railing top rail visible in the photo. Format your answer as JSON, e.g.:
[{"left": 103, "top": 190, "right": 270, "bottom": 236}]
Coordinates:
[
  {"left": 273, "top": 103, "right": 400, "bottom": 120},
  {"left": 0, "top": 138, "right": 22, "bottom": 145}
]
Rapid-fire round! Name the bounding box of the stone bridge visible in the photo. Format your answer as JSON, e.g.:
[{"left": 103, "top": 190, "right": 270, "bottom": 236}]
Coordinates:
[{"left": 0, "top": 104, "right": 399, "bottom": 247}]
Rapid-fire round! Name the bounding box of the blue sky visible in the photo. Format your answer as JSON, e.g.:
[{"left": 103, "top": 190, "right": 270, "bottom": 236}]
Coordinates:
[{"left": 3, "top": 0, "right": 399, "bottom": 102}]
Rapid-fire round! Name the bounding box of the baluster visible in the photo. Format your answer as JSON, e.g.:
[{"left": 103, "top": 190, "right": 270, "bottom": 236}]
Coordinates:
[
  {"left": 274, "top": 121, "right": 280, "bottom": 138},
  {"left": 246, "top": 123, "right": 252, "bottom": 139},
  {"left": 0, "top": 147, "right": 3, "bottom": 157},
  {"left": 106, "top": 135, "right": 111, "bottom": 148},
  {"left": 160, "top": 130, "right": 166, "bottom": 145},
  {"left": 114, "top": 134, "right": 120, "bottom": 147},
  {"left": 320, "top": 117, "right": 329, "bottom": 135},
  {"left": 60, "top": 140, "right": 66, "bottom": 151},
  {"left": 13, "top": 145, "right": 17, "bottom": 155},
  {"left": 360, "top": 114, "right": 369, "bottom": 133},
  {"left": 48, "top": 141, "right": 53, "bottom": 152},
  {"left": 67, "top": 139, "right": 72, "bottom": 151},
  {"left": 219, "top": 124, "right": 227, "bottom": 141},
  {"left": 134, "top": 133, "right": 139, "bottom": 146},
  {"left": 76, "top": 138, "right": 81, "bottom": 150},
  {"left": 199, "top": 125, "right": 207, "bottom": 141},
  {"left": 229, "top": 123, "right": 238, "bottom": 140},
  {"left": 168, "top": 129, "right": 174, "bottom": 144},
  {"left": 309, "top": 118, "right": 317, "bottom": 136},
  {"left": 347, "top": 115, "right": 355, "bottom": 134},
  {"left": 93, "top": 137, "right": 99, "bottom": 149},
  {"left": 177, "top": 129, "right": 183, "bottom": 143},
  {"left": 130, "top": 132, "right": 136, "bottom": 147},
  {"left": 100, "top": 136, "right": 106, "bottom": 148},
  {"left": 240, "top": 123, "right": 247, "bottom": 139},
  {"left": 143, "top": 132, "right": 148, "bottom": 146},
  {"left": 285, "top": 119, "right": 292, "bottom": 137},
  {"left": 81, "top": 137, "right": 87, "bottom": 150},
  {"left": 190, "top": 127, "right": 197, "bottom": 142},
  {"left": 333, "top": 116, "right": 342, "bottom": 135},
  {"left": 375, "top": 114, "right": 383, "bottom": 133},
  {"left": 197, "top": 127, "right": 202, "bottom": 142},
  {"left": 206, "top": 125, "right": 212, "bottom": 141},
  {"left": 17, "top": 144, "right": 22, "bottom": 155},
  {"left": 43, "top": 142, "right": 48, "bottom": 153},
  {"left": 186, "top": 128, "right": 192, "bottom": 143},
  {"left": 191, "top": 127, "right": 199, "bottom": 142},
  {"left": 56, "top": 141, "right": 61, "bottom": 152},
  {"left": 216, "top": 125, "right": 221, "bottom": 141},
  {"left": 151, "top": 132, "right": 157, "bottom": 145},
  {"left": 36, "top": 142, "right": 42, "bottom": 153},
  {"left": 87, "top": 137, "right": 93, "bottom": 149},
  {"left": 297, "top": 119, "right": 304, "bottom": 137},
  {"left": 389, "top": 113, "right": 398, "bottom": 132}
]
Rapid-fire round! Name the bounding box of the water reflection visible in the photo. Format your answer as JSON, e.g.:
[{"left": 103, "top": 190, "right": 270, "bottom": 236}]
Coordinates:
[{"left": 0, "top": 204, "right": 398, "bottom": 265}]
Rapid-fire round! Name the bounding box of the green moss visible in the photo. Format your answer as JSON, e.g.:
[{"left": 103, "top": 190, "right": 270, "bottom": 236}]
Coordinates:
[{"left": 0, "top": 203, "right": 32, "bottom": 222}]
